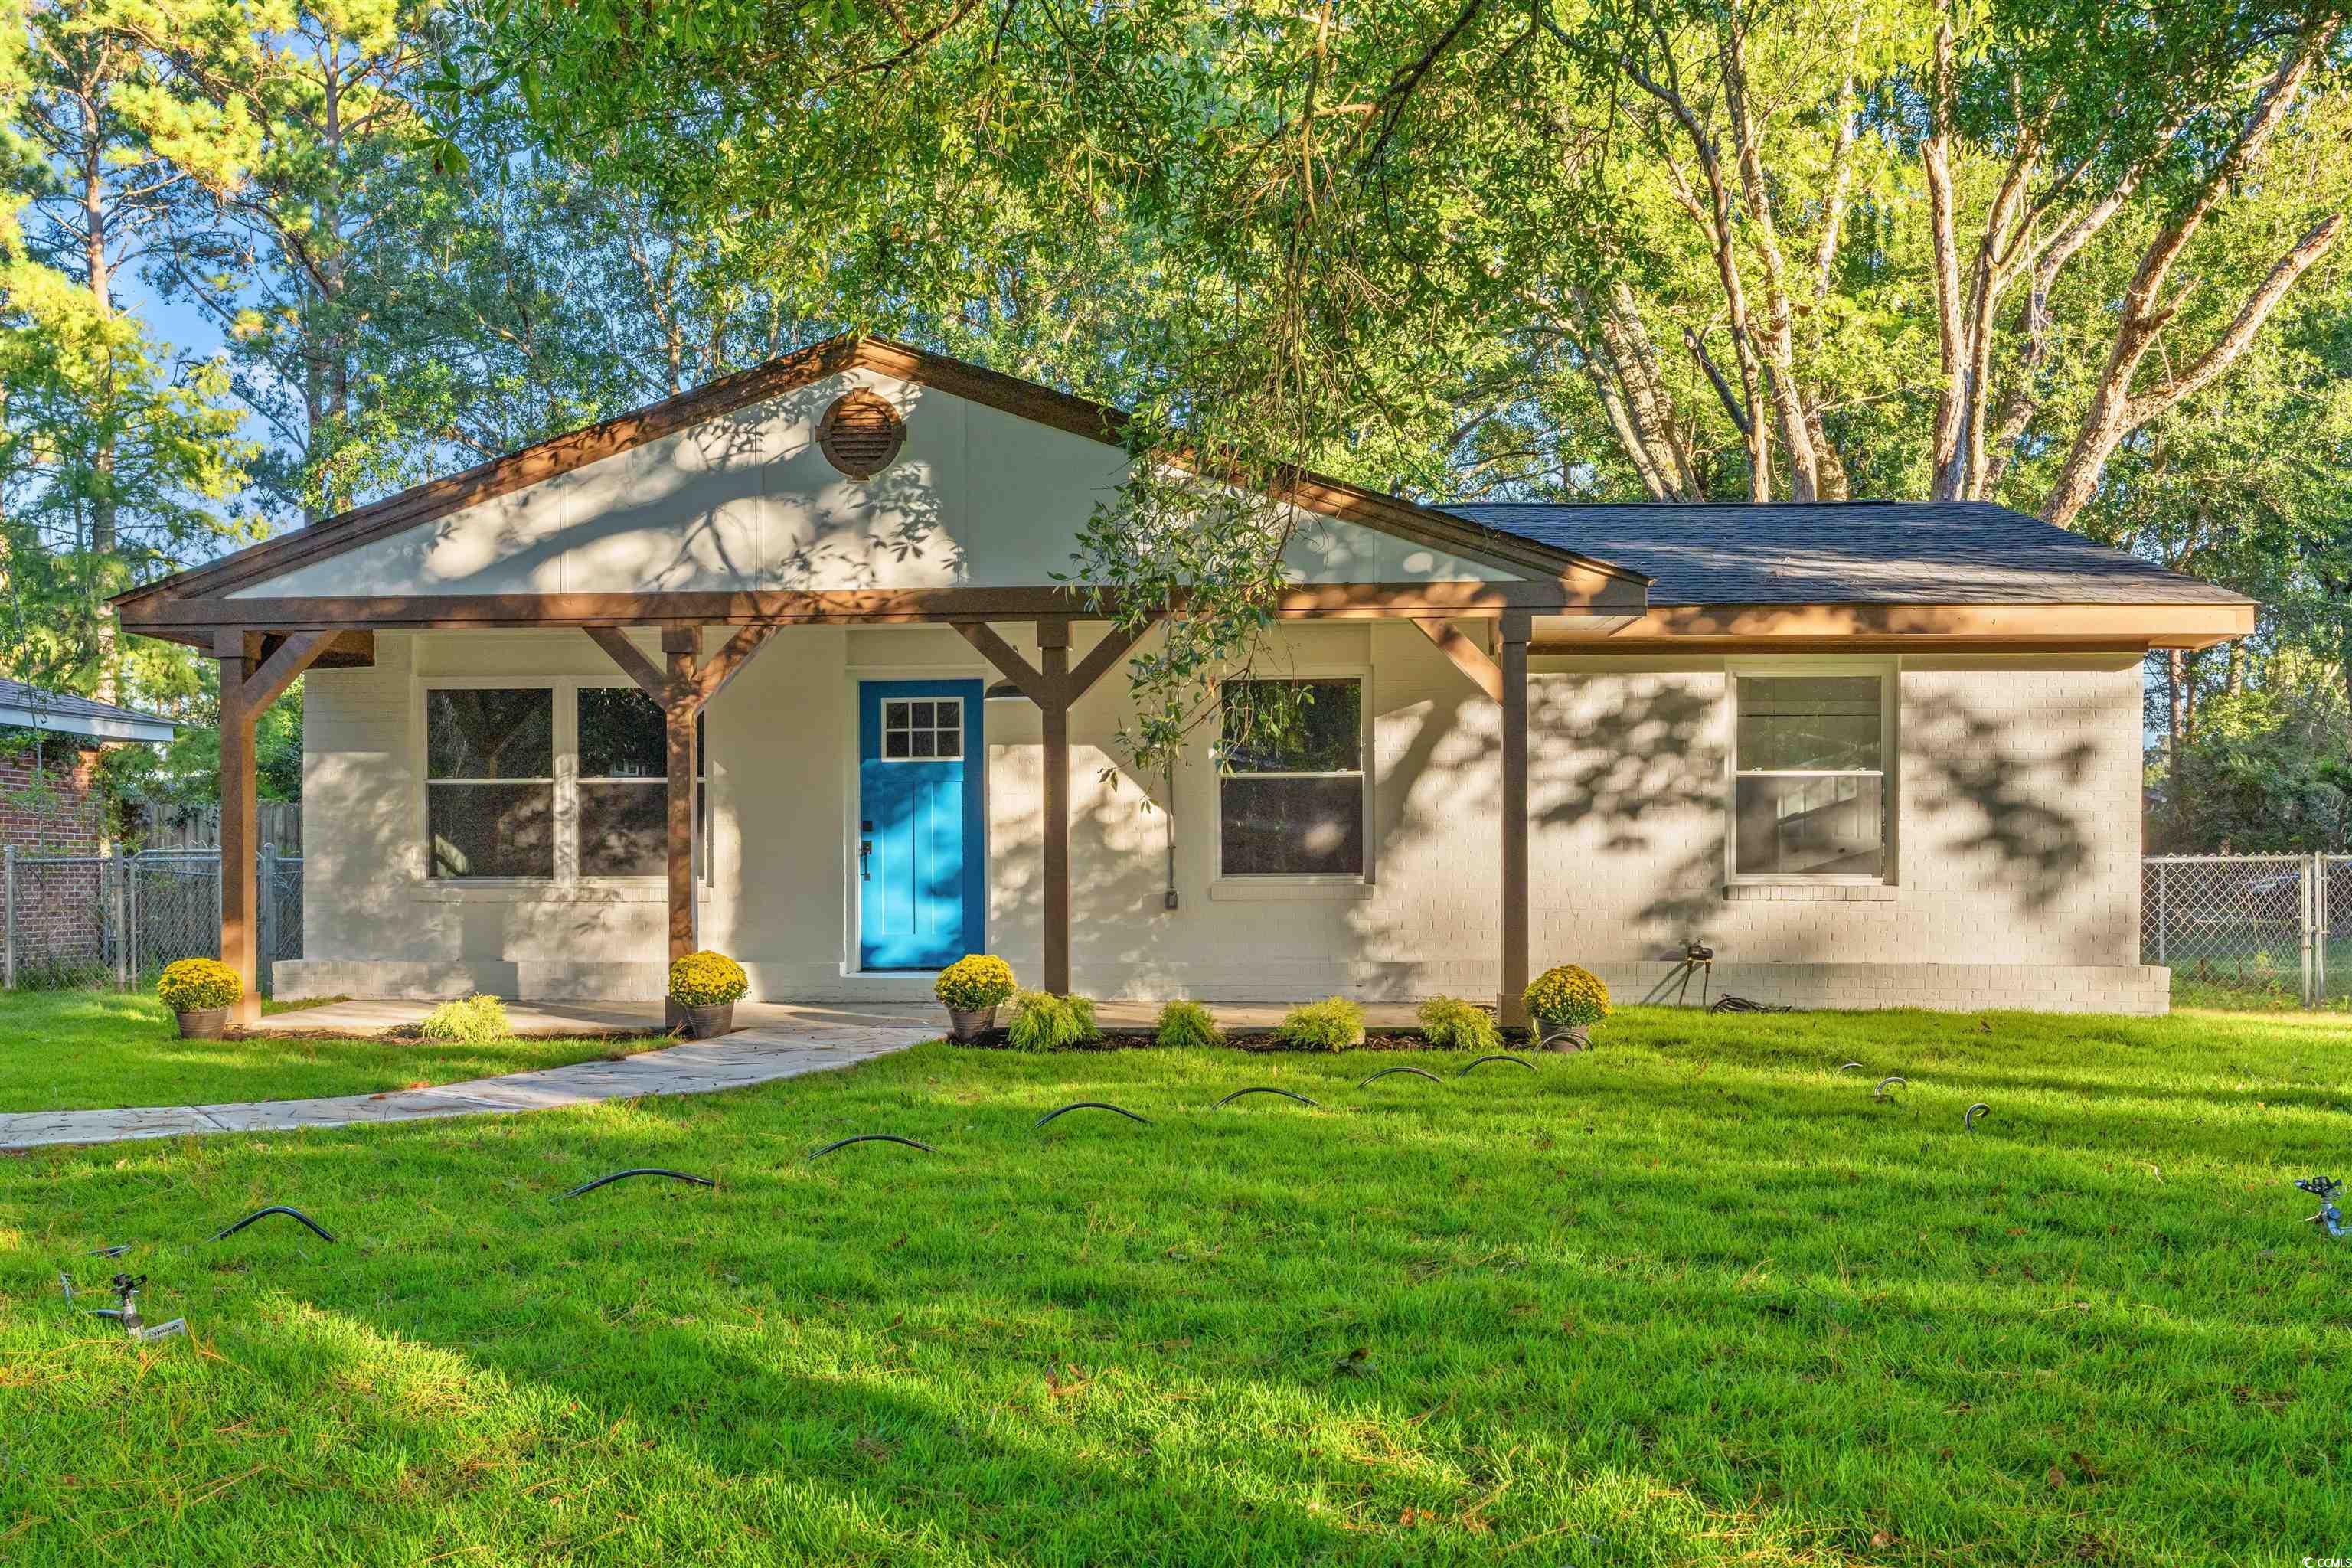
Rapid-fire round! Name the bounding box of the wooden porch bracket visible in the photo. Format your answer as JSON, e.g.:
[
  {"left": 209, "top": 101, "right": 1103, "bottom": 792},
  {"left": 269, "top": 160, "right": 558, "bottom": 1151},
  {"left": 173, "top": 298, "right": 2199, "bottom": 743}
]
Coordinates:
[
  {"left": 1411, "top": 618, "right": 1504, "bottom": 704},
  {"left": 216, "top": 628, "right": 341, "bottom": 1027},
  {"left": 950, "top": 616, "right": 1160, "bottom": 995}
]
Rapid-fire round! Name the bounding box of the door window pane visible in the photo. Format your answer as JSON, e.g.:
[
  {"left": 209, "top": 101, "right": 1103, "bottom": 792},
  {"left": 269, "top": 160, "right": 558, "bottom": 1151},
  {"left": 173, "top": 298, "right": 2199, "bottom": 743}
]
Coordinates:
[{"left": 882, "top": 697, "right": 962, "bottom": 762}]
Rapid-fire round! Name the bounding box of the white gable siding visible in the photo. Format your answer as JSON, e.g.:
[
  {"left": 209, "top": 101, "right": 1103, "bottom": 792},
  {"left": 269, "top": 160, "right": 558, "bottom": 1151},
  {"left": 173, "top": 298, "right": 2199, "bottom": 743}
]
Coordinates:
[{"left": 230, "top": 370, "right": 1522, "bottom": 599}]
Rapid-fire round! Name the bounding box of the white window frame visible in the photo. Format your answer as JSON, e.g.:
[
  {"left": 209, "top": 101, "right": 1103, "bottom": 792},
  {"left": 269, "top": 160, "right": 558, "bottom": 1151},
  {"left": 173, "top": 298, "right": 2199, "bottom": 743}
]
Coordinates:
[
  {"left": 1724, "top": 657, "right": 1897, "bottom": 887},
  {"left": 1212, "top": 668, "right": 1374, "bottom": 886},
  {"left": 877, "top": 694, "right": 967, "bottom": 763},
  {"left": 416, "top": 677, "right": 706, "bottom": 887}
]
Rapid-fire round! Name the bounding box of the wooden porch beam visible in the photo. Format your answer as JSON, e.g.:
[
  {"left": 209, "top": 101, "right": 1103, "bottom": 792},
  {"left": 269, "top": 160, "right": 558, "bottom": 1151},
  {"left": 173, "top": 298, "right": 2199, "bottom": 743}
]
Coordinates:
[{"left": 1412, "top": 618, "right": 1504, "bottom": 704}]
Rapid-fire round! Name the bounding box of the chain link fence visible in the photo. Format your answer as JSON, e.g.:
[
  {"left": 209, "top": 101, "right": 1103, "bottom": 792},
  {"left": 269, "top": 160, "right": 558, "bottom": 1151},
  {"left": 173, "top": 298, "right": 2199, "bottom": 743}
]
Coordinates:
[
  {"left": 1, "top": 847, "right": 302, "bottom": 995},
  {"left": 2143, "top": 854, "right": 2347, "bottom": 1010}
]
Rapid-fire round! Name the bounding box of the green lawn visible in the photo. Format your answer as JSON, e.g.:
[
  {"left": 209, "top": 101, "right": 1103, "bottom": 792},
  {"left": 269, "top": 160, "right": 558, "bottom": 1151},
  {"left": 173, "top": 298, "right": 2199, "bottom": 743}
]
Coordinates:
[
  {"left": 0, "top": 990, "right": 640, "bottom": 1112},
  {"left": 5, "top": 1004, "right": 2347, "bottom": 1565}
]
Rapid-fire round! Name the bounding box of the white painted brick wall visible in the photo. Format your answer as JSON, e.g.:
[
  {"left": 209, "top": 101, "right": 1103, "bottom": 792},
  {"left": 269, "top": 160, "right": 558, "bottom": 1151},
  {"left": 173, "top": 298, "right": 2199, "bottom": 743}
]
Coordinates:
[{"left": 287, "top": 631, "right": 2161, "bottom": 1014}]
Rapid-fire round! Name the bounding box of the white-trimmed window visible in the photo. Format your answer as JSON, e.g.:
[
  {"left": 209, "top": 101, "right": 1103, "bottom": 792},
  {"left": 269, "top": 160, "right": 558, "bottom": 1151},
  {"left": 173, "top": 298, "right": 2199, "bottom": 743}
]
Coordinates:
[
  {"left": 1730, "top": 672, "right": 1890, "bottom": 880},
  {"left": 426, "top": 683, "right": 704, "bottom": 881},
  {"left": 426, "top": 688, "right": 555, "bottom": 879},
  {"left": 1217, "top": 678, "right": 1366, "bottom": 877}
]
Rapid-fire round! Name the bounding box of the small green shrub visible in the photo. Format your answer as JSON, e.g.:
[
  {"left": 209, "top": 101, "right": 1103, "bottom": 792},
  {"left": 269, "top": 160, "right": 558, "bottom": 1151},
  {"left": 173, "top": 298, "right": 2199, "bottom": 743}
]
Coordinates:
[
  {"left": 935, "top": 954, "right": 1018, "bottom": 1011},
  {"left": 1154, "top": 998, "right": 1223, "bottom": 1050},
  {"left": 156, "top": 957, "right": 240, "bottom": 1013},
  {"left": 1270, "top": 996, "right": 1366, "bottom": 1051},
  {"left": 417, "top": 994, "right": 510, "bottom": 1045},
  {"left": 1416, "top": 995, "right": 1501, "bottom": 1053},
  {"left": 1524, "top": 964, "right": 1611, "bottom": 1029},
  {"left": 1005, "top": 990, "right": 1102, "bottom": 1051}
]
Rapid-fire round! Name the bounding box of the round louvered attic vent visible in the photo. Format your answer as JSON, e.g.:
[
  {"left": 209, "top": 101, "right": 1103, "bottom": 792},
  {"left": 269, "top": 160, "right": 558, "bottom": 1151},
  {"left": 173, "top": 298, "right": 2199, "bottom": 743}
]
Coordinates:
[{"left": 816, "top": 388, "right": 906, "bottom": 479}]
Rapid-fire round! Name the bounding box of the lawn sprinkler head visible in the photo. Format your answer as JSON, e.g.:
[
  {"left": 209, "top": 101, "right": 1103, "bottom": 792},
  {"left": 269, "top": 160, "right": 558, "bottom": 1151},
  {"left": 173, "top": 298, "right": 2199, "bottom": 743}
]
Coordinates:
[
  {"left": 2295, "top": 1176, "right": 2344, "bottom": 1238},
  {"left": 75, "top": 1272, "right": 184, "bottom": 1342}
]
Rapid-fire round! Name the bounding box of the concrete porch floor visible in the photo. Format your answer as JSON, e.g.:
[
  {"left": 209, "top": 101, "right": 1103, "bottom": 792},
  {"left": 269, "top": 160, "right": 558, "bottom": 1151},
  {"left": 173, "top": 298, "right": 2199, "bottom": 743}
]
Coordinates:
[{"left": 250, "top": 997, "right": 1444, "bottom": 1037}]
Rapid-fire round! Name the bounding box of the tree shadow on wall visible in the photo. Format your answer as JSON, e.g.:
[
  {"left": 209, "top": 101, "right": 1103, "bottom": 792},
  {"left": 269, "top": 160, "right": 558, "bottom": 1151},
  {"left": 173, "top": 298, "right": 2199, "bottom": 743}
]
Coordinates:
[
  {"left": 1904, "top": 686, "right": 2096, "bottom": 914},
  {"left": 1533, "top": 676, "right": 1730, "bottom": 948}
]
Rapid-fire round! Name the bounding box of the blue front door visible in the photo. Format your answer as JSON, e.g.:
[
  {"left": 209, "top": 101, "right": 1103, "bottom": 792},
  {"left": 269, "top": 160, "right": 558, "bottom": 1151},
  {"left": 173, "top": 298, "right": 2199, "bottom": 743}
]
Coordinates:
[{"left": 858, "top": 680, "right": 985, "bottom": 970}]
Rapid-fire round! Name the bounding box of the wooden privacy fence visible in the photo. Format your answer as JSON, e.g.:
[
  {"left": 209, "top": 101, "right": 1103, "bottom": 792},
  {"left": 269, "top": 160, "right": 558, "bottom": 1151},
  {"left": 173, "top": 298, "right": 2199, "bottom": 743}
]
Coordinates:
[
  {"left": 124, "top": 799, "right": 301, "bottom": 854},
  {"left": 0, "top": 846, "right": 302, "bottom": 995}
]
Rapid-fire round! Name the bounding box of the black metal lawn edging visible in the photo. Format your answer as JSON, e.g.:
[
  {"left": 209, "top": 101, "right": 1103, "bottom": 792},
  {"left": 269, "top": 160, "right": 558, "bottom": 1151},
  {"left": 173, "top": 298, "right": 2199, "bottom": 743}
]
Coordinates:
[
  {"left": 558, "top": 1169, "right": 717, "bottom": 1200},
  {"left": 213, "top": 1206, "right": 337, "bottom": 1243}
]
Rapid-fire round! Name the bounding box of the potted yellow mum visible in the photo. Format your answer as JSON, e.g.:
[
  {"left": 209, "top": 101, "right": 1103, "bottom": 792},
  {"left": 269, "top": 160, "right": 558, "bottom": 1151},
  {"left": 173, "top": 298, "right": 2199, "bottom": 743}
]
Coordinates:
[
  {"left": 158, "top": 958, "right": 240, "bottom": 1040},
  {"left": 668, "top": 951, "right": 748, "bottom": 1039},
  {"left": 934, "top": 955, "right": 1017, "bottom": 1042},
  {"left": 1524, "top": 963, "right": 1611, "bottom": 1051}
]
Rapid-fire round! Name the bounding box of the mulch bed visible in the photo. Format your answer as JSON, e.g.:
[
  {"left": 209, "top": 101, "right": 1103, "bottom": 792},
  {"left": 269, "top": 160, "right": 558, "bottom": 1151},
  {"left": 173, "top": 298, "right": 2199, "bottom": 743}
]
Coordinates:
[{"left": 956, "top": 1029, "right": 1550, "bottom": 1053}]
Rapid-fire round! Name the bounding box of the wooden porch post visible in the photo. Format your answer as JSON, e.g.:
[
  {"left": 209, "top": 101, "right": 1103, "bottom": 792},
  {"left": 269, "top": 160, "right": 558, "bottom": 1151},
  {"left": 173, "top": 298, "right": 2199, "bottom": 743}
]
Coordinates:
[
  {"left": 662, "top": 626, "right": 701, "bottom": 969},
  {"left": 215, "top": 632, "right": 261, "bottom": 1029},
  {"left": 213, "top": 628, "right": 338, "bottom": 1028},
  {"left": 1498, "top": 612, "right": 1532, "bottom": 1028},
  {"left": 1037, "top": 621, "right": 1073, "bottom": 995}
]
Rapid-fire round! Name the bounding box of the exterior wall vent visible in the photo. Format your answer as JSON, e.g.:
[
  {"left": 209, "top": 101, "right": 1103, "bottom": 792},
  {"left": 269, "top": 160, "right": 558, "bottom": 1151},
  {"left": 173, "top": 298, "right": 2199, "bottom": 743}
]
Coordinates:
[{"left": 816, "top": 388, "right": 906, "bottom": 479}]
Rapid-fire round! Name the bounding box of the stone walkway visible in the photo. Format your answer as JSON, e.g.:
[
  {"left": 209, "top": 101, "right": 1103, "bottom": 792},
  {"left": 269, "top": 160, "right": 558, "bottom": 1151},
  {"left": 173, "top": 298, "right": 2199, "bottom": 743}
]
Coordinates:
[{"left": 0, "top": 1001, "right": 935, "bottom": 1152}]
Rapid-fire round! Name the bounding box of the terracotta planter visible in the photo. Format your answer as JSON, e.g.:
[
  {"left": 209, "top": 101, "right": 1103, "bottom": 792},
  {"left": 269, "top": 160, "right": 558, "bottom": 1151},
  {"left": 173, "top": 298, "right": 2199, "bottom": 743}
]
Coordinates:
[
  {"left": 679, "top": 1001, "right": 736, "bottom": 1040},
  {"left": 175, "top": 1007, "right": 230, "bottom": 1040},
  {"left": 945, "top": 1004, "right": 998, "bottom": 1043},
  {"left": 1537, "top": 1022, "right": 1592, "bottom": 1053}
]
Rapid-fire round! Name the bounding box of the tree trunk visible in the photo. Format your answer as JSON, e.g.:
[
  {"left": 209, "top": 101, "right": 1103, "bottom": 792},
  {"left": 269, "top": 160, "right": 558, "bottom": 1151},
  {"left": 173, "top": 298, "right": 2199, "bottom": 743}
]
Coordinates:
[
  {"left": 79, "top": 103, "right": 119, "bottom": 705},
  {"left": 2038, "top": 21, "right": 2343, "bottom": 528},
  {"left": 1574, "top": 283, "right": 1697, "bottom": 500}
]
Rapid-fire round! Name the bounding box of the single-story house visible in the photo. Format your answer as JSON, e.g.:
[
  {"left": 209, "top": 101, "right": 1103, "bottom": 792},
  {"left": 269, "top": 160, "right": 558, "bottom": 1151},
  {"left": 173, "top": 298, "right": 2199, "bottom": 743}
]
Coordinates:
[{"left": 111, "top": 335, "right": 2252, "bottom": 1027}]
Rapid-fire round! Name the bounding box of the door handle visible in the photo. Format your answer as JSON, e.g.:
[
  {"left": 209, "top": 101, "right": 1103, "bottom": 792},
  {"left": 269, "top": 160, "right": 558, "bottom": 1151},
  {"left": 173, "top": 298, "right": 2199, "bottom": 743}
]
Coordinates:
[{"left": 859, "top": 823, "right": 873, "bottom": 881}]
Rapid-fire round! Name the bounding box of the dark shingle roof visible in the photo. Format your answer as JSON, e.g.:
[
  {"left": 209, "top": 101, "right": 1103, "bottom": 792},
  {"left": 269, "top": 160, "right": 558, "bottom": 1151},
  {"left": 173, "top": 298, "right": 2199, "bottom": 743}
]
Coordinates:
[
  {"left": 1442, "top": 500, "right": 2252, "bottom": 607},
  {"left": 0, "top": 678, "right": 179, "bottom": 741}
]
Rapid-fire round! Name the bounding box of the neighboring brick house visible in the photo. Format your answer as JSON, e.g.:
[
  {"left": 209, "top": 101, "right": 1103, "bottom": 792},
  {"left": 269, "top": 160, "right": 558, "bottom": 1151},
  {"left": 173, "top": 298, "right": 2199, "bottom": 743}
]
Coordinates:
[{"left": 0, "top": 680, "right": 179, "bottom": 854}]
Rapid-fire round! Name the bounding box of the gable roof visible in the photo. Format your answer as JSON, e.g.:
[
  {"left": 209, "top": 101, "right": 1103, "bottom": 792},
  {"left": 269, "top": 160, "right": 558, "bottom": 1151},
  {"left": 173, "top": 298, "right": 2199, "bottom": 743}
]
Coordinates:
[
  {"left": 0, "top": 678, "right": 178, "bottom": 743},
  {"left": 114, "top": 334, "right": 1642, "bottom": 618},
  {"left": 1444, "top": 500, "right": 2253, "bottom": 609}
]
